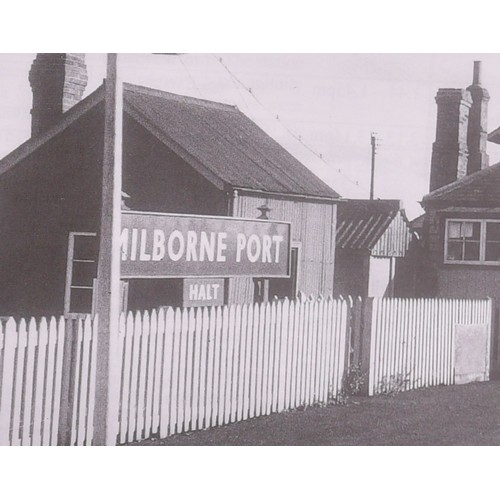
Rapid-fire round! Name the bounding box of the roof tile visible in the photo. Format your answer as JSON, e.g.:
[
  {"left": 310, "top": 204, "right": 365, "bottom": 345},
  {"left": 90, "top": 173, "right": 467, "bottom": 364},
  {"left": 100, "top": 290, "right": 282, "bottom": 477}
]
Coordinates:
[
  {"left": 124, "top": 84, "right": 340, "bottom": 199},
  {"left": 422, "top": 161, "right": 500, "bottom": 206}
]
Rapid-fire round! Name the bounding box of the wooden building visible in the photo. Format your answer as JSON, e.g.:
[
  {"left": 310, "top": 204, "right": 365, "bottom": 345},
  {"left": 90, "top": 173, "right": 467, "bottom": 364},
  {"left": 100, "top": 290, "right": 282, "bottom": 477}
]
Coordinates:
[
  {"left": 0, "top": 54, "right": 340, "bottom": 317},
  {"left": 334, "top": 199, "right": 413, "bottom": 297}
]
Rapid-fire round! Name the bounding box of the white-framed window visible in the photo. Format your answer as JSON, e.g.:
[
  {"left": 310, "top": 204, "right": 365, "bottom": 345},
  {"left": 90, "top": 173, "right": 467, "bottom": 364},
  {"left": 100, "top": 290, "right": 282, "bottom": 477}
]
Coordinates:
[{"left": 444, "top": 219, "right": 500, "bottom": 265}]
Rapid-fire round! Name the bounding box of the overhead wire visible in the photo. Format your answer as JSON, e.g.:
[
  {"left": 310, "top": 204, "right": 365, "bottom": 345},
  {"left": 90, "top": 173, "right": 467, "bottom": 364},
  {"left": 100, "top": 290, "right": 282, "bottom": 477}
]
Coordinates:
[
  {"left": 178, "top": 55, "right": 205, "bottom": 99},
  {"left": 213, "top": 54, "right": 362, "bottom": 189}
]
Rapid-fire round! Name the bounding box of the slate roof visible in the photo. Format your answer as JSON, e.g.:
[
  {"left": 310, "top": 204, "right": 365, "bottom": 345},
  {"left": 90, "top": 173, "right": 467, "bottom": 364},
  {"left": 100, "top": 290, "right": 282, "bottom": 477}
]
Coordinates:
[
  {"left": 0, "top": 82, "right": 340, "bottom": 200},
  {"left": 123, "top": 83, "right": 340, "bottom": 199},
  {"left": 336, "top": 199, "right": 402, "bottom": 250},
  {"left": 422, "top": 161, "right": 500, "bottom": 206}
]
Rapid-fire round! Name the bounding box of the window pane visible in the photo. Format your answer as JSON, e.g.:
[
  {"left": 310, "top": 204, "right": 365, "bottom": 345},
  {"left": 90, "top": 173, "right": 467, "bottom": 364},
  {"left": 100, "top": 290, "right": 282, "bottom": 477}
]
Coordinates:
[
  {"left": 461, "top": 222, "right": 474, "bottom": 238},
  {"left": 464, "top": 241, "right": 480, "bottom": 261},
  {"left": 448, "top": 221, "right": 461, "bottom": 239},
  {"left": 69, "top": 288, "right": 93, "bottom": 314},
  {"left": 486, "top": 242, "right": 500, "bottom": 261},
  {"left": 468, "top": 222, "right": 481, "bottom": 240},
  {"left": 446, "top": 241, "right": 463, "bottom": 261},
  {"left": 73, "top": 235, "right": 98, "bottom": 261},
  {"left": 486, "top": 222, "right": 500, "bottom": 242},
  {"left": 72, "top": 261, "right": 97, "bottom": 287}
]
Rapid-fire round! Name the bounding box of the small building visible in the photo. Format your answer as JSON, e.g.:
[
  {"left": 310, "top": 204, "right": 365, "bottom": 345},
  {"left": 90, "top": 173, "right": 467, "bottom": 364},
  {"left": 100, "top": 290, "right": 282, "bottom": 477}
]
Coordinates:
[
  {"left": 334, "top": 199, "right": 413, "bottom": 297},
  {"left": 0, "top": 54, "right": 340, "bottom": 317},
  {"left": 421, "top": 163, "right": 500, "bottom": 298},
  {"left": 419, "top": 61, "right": 500, "bottom": 299}
]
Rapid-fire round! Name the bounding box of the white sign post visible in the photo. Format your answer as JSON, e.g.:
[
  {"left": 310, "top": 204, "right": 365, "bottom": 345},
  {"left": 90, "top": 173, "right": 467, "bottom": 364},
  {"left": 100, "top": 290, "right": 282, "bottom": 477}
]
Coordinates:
[{"left": 93, "top": 54, "right": 123, "bottom": 446}]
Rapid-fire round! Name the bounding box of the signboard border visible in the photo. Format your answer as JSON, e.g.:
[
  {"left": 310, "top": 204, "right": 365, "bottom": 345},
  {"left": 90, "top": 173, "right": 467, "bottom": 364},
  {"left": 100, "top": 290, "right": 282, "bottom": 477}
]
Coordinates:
[{"left": 120, "top": 210, "right": 292, "bottom": 280}]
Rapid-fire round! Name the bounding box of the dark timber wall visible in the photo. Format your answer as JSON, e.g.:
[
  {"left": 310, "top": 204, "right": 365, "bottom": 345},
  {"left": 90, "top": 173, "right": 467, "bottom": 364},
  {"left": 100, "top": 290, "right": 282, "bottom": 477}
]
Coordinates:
[
  {"left": 0, "top": 105, "right": 104, "bottom": 316},
  {"left": 0, "top": 109, "right": 337, "bottom": 315},
  {"left": 122, "top": 115, "right": 227, "bottom": 216}
]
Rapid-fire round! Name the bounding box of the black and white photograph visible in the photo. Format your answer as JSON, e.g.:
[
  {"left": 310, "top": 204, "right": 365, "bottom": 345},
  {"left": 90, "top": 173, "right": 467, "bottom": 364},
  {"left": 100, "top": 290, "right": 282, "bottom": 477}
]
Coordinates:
[
  {"left": 0, "top": 2, "right": 498, "bottom": 498},
  {"left": 2, "top": 51, "right": 500, "bottom": 448}
]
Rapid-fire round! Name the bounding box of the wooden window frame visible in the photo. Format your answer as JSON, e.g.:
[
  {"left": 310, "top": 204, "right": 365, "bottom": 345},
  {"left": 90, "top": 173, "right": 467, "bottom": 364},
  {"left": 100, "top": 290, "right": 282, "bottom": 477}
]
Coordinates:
[
  {"left": 254, "top": 241, "right": 301, "bottom": 303},
  {"left": 290, "top": 241, "right": 301, "bottom": 298},
  {"left": 444, "top": 218, "right": 500, "bottom": 266},
  {"left": 64, "top": 232, "right": 97, "bottom": 317}
]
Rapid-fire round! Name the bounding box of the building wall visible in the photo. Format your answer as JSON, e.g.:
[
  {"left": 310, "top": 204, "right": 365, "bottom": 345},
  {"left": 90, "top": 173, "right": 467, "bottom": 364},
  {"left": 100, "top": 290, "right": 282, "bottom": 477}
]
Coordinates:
[
  {"left": 230, "top": 192, "right": 337, "bottom": 303},
  {"left": 436, "top": 268, "right": 500, "bottom": 299},
  {"left": 422, "top": 207, "right": 500, "bottom": 299},
  {"left": 0, "top": 110, "right": 339, "bottom": 314},
  {"left": 393, "top": 239, "right": 422, "bottom": 297},
  {"left": 0, "top": 105, "right": 104, "bottom": 316},
  {"left": 122, "top": 115, "right": 228, "bottom": 216},
  {"left": 335, "top": 251, "right": 414, "bottom": 298},
  {"left": 0, "top": 110, "right": 229, "bottom": 316},
  {"left": 371, "top": 212, "right": 412, "bottom": 258},
  {"left": 333, "top": 251, "right": 368, "bottom": 298},
  {"left": 122, "top": 114, "right": 229, "bottom": 311}
]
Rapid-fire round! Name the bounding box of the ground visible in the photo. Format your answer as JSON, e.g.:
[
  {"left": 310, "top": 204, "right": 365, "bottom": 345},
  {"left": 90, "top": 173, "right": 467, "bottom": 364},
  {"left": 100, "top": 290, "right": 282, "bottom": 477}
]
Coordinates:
[{"left": 130, "top": 381, "right": 500, "bottom": 446}]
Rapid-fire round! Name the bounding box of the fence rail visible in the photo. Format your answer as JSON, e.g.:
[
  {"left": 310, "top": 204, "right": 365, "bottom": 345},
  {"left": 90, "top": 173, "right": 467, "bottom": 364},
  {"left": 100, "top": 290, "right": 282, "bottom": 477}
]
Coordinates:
[{"left": 0, "top": 296, "right": 493, "bottom": 446}]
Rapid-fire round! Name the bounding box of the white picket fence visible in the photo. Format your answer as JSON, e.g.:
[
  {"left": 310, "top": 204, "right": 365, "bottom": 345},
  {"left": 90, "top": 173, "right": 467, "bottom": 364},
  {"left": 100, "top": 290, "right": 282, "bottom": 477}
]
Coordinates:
[
  {"left": 116, "top": 297, "right": 350, "bottom": 443},
  {"left": 0, "top": 316, "right": 98, "bottom": 446},
  {"left": 0, "top": 296, "right": 350, "bottom": 446},
  {"left": 366, "top": 298, "right": 492, "bottom": 395},
  {"left": 0, "top": 296, "right": 494, "bottom": 445},
  {"left": 0, "top": 317, "right": 65, "bottom": 445}
]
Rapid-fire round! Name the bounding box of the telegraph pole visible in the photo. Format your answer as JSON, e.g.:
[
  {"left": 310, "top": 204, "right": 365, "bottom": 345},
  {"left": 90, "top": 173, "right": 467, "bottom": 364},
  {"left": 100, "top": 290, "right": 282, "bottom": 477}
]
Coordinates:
[
  {"left": 370, "top": 132, "right": 377, "bottom": 200},
  {"left": 93, "top": 53, "right": 123, "bottom": 446}
]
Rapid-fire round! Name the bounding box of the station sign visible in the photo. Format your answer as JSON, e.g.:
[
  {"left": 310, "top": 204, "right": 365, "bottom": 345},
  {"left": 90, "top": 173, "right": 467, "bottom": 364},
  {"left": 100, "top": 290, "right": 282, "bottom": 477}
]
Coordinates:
[
  {"left": 183, "top": 278, "right": 225, "bottom": 307},
  {"left": 120, "top": 211, "right": 291, "bottom": 278}
]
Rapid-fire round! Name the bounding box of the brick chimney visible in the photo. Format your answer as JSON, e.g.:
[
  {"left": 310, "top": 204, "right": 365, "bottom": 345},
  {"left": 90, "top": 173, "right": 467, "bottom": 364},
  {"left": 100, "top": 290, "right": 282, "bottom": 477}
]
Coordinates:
[
  {"left": 29, "top": 53, "right": 88, "bottom": 137},
  {"left": 466, "top": 61, "right": 490, "bottom": 175},
  {"left": 429, "top": 88, "right": 472, "bottom": 192}
]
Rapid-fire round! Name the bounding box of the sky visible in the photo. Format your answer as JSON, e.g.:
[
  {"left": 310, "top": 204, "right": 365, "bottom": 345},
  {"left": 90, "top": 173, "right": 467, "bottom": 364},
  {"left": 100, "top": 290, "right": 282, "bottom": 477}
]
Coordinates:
[{"left": 2, "top": 53, "right": 500, "bottom": 220}]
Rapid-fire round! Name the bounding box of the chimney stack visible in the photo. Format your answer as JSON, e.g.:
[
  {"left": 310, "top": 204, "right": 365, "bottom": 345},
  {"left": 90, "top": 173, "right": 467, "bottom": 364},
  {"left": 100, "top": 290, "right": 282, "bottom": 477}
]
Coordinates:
[
  {"left": 466, "top": 60, "right": 490, "bottom": 175},
  {"left": 429, "top": 88, "right": 472, "bottom": 192},
  {"left": 29, "top": 53, "right": 88, "bottom": 137}
]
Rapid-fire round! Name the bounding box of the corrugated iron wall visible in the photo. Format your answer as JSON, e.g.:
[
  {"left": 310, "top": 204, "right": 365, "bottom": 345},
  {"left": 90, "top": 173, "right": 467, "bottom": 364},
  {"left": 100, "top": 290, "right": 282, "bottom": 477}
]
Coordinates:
[
  {"left": 371, "top": 211, "right": 412, "bottom": 257},
  {"left": 228, "top": 193, "right": 336, "bottom": 303}
]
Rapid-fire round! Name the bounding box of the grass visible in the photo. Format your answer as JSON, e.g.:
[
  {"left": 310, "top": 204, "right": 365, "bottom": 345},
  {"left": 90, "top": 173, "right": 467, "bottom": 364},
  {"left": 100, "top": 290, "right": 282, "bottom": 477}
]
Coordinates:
[{"left": 130, "top": 380, "right": 500, "bottom": 446}]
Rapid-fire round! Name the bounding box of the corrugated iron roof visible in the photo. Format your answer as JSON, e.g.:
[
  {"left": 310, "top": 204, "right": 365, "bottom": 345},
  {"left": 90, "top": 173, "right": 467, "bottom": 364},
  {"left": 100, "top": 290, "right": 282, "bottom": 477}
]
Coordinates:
[
  {"left": 422, "top": 161, "right": 500, "bottom": 206},
  {"left": 336, "top": 199, "right": 402, "bottom": 251},
  {"left": 123, "top": 83, "right": 340, "bottom": 199}
]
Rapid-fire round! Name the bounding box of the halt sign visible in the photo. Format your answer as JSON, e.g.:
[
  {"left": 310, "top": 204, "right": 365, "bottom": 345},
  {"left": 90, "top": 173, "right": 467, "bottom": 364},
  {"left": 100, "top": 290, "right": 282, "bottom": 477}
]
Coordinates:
[
  {"left": 183, "top": 278, "right": 225, "bottom": 307},
  {"left": 120, "top": 211, "right": 291, "bottom": 278}
]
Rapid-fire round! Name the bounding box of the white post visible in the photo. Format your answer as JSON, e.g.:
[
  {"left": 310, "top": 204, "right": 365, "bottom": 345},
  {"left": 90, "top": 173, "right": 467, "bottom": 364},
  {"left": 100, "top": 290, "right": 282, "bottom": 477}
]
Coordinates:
[{"left": 93, "top": 53, "right": 123, "bottom": 446}]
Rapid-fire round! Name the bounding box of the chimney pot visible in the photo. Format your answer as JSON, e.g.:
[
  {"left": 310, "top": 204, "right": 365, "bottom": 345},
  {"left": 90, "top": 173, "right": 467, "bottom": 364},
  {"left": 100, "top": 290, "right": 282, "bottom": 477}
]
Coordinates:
[{"left": 473, "top": 61, "right": 482, "bottom": 86}]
